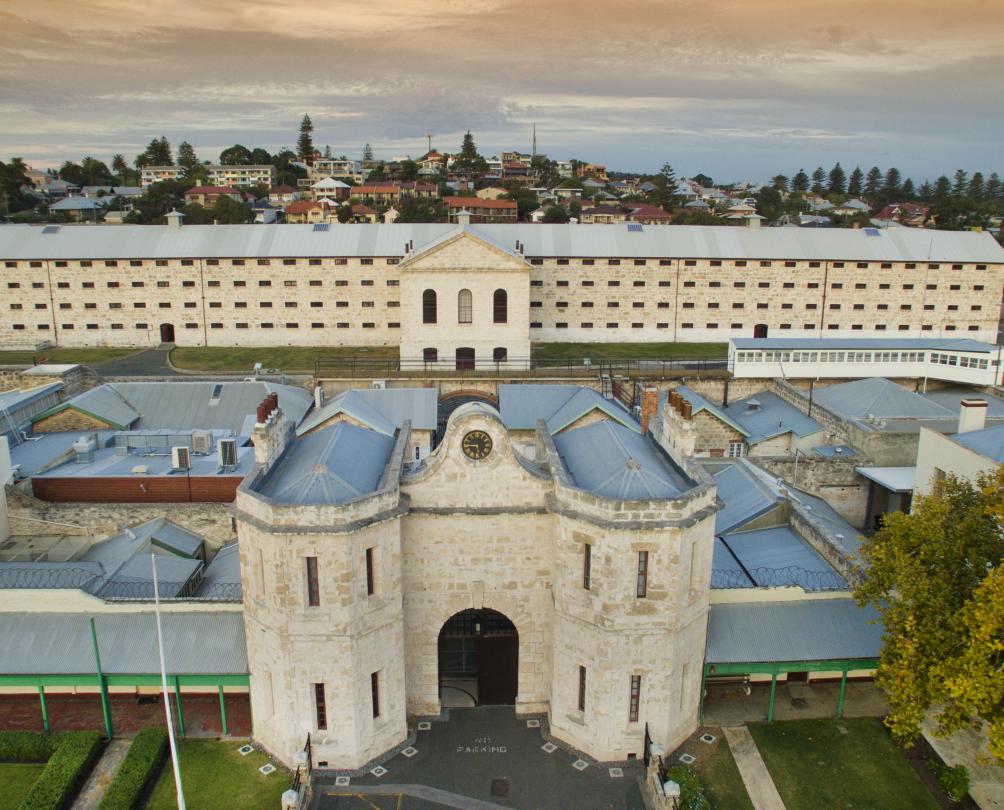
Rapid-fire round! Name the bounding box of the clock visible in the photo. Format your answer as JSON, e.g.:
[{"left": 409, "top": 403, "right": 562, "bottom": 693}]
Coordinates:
[{"left": 461, "top": 430, "right": 493, "bottom": 461}]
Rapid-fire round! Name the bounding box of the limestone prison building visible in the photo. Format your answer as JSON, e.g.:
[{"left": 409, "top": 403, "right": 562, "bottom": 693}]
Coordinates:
[{"left": 0, "top": 220, "right": 1002, "bottom": 367}]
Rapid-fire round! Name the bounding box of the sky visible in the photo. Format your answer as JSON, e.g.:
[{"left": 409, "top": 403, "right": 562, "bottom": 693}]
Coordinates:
[{"left": 1, "top": 0, "right": 1002, "bottom": 184}]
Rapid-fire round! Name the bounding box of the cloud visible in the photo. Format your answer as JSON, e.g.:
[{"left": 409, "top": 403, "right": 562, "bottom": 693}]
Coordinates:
[{"left": 0, "top": 0, "right": 1001, "bottom": 178}]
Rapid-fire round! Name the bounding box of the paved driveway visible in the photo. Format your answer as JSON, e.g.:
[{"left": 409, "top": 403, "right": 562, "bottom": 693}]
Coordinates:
[
  {"left": 313, "top": 707, "right": 645, "bottom": 810},
  {"left": 93, "top": 345, "right": 178, "bottom": 376}
]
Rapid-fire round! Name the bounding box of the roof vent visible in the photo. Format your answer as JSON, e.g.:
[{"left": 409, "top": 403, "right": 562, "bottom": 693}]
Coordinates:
[
  {"left": 41, "top": 225, "right": 61, "bottom": 234},
  {"left": 313, "top": 223, "right": 329, "bottom": 232},
  {"left": 745, "top": 398, "right": 761, "bottom": 412},
  {"left": 835, "top": 447, "right": 843, "bottom": 454}
]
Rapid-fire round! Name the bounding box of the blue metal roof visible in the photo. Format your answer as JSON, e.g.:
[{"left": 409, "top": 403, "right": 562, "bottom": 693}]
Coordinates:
[
  {"left": 811, "top": 445, "right": 858, "bottom": 459},
  {"left": 553, "top": 421, "right": 691, "bottom": 501},
  {"left": 724, "top": 391, "right": 822, "bottom": 445},
  {"left": 813, "top": 378, "right": 953, "bottom": 420},
  {"left": 498, "top": 384, "right": 638, "bottom": 433},
  {"left": 720, "top": 526, "right": 847, "bottom": 590},
  {"left": 196, "top": 543, "right": 242, "bottom": 599},
  {"left": 297, "top": 387, "right": 438, "bottom": 437},
  {"left": 712, "top": 463, "right": 778, "bottom": 534},
  {"left": 0, "top": 611, "right": 247, "bottom": 675},
  {"left": 712, "top": 537, "right": 753, "bottom": 588},
  {"left": 257, "top": 422, "right": 394, "bottom": 505},
  {"left": 676, "top": 386, "right": 748, "bottom": 436},
  {"left": 949, "top": 424, "right": 1004, "bottom": 462},
  {"left": 706, "top": 599, "right": 883, "bottom": 664}
]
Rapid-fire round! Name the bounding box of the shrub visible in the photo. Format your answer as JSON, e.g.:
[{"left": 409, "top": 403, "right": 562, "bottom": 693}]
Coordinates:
[
  {"left": 98, "top": 728, "right": 168, "bottom": 810},
  {"left": 665, "top": 764, "right": 710, "bottom": 810},
  {"left": 0, "top": 731, "right": 57, "bottom": 763},
  {"left": 18, "top": 731, "right": 103, "bottom": 810},
  {"left": 933, "top": 761, "right": 970, "bottom": 802}
]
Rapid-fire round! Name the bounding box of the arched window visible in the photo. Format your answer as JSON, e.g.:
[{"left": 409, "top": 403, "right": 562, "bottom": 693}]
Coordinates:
[
  {"left": 493, "top": 347, "right": 507, "bottom": 363},
  {"left": 423, "top": 347, "right": 438, "bottom": 364},
  {"left": 493, "top": 289, "right": 507, "bottom": 324},
  {"left": 458, "top": 289, "right": 472, "bottom": 324},
  {"left": 422, "top": 289, "right": 437, "bottom": 324}
]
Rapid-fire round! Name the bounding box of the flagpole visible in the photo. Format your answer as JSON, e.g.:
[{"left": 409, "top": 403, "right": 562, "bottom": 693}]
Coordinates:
[{"left": 152, "top": 553, "right": 187, "bottom": 810}]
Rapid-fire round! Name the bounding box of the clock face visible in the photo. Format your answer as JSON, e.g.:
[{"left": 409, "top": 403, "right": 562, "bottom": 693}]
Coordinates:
[{"left": 462, "top": 430, "right": 493, "bottom": 461}]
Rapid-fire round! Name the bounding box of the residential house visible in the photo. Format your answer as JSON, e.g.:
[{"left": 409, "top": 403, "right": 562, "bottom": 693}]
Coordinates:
[
  {"left": 831, "top": 199, "right": 871, "bottom": 217},
  {"left": 556, "top": 160, "right": 575, "bottom": 178},
  {"left": 268, "top": 185, "right": 301, "bottom": 205},
  {"left": 284, "top": 200, "right": 329, "bottom": 224},
  {"left": 417, "top": 152, "right": 446, "bottom": 177},
  {"left": 139, "top": 166, "right": 184, "bottom": 188},
  {"left": 49, "top": 196, "right": 105, "bottom": 222},
  {"left": 184, "top": 186, "right": 242, "bottom": 207},
  {"left": 580, "top": 163, "right": 608, "bottom": 181},
  {"left": 309, "top": 158, "right": 363, "bottom": 184},
  {"left": 350, "top": 204, "right": 379, "bottom": 224},
  {"left": 625, "top": 203, "right": 673, "bottom": 224},
  {"left": 476, "top": 187, "right": 510, "bottom": 200},
  {"left": 443, "top": 197, "right": 517, "bottom": 223},
  {"left": 310, "top": 177, "right": 351, "bottom": 201},
  {"left": 579, "top": 204, "right": 627, "bottom": 224},
  {"left": 207, "top": 165, "right": 277, "bottom": 188},
  {"left": 81, "top": 186, "right": 142, "bottom": 200},
  {"left": 876, "top": 203, "right": 929, "bottom": 228}
]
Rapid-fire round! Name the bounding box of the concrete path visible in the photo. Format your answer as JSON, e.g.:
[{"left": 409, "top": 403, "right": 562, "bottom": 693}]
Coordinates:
[
  {"left": 922, "top": 717, "right": 1004, "bottom": 809},
  {"left": 722, "top": 726, "right": 786, "bottom": 810},
  {"left": 72, "top": 738, "right": 130, "bottom": 810}
]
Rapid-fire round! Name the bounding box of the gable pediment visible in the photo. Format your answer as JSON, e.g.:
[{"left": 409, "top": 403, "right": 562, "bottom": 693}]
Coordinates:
[{"left": 400, "top": 229, "right": 529, "bottom": 273}]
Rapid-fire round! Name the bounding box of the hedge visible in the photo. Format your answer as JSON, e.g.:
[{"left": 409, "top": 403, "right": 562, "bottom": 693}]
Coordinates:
[
  {"left": 18, "top": 731, "right": 103, "bottom": 810},
  {"left": 665, "top": 764, "right": 710, "bottom": 810},
  {"left": 0, "top": 731, "right": 57, "bottom": 763},
  {"left": 98, "top": 728, "right": 169, "bottom": 810}
]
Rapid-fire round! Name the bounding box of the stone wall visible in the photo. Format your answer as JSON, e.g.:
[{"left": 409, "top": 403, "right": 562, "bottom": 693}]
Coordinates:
[
  {"left": 5, "top": 484, "right": 237, "bottom": 549},
  {"left": 752, "top": 456, "right": 869, "bottom": 529}
]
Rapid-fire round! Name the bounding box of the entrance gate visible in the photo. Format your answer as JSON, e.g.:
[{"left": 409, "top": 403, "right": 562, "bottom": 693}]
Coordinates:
[{"left": 438, "top": 608, "right": 518, "bottom": 706}]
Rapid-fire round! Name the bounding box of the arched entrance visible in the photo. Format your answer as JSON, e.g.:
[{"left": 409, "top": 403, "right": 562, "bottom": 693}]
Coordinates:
[
  {"left": 159, "top": 323, "right": 175, "bottom": 343},
  {"left": 438, "top": 608, "right": 518, "bottom": 707},
  {"left": 753, "top": 323, "right": 768, "bottom": 338}
]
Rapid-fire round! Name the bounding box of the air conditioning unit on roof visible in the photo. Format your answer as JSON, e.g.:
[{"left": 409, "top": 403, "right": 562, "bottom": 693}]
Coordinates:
[
  {"left": 171, "top": 446, "right": 191, "bottom": 471},
  {"left": 191, "top": 431, "right": 212, "bottom": 454}
]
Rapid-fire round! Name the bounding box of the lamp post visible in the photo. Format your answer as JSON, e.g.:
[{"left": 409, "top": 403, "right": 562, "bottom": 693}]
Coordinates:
[{"left": 152, "top": 554, "right": 187, "bottom": 810}]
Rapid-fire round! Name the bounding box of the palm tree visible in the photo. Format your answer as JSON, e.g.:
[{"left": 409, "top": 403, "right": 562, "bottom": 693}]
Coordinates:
[{"left": 112, "top": 154, "right": 129, "bottom": 185}]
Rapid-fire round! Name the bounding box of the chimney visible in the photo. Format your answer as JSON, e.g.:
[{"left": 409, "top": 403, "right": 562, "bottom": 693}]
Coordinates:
[
  {"left": 640, "top": 386, "right": 659, "bottom": 434},
  {"left": 252, "top": 401, "right": 293, "bottom": 470},
  {"left": 681, "top": 401, "right": 693, "bottom": 420},
  {"left": 314, "top": 385, "right": 324, "bottom": 408},
  {"left": 958, "top": 398, "right": 988, "bottom": 434}
]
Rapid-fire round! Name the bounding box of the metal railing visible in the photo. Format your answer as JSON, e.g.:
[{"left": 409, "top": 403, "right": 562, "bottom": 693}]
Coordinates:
[
  {"left": 711, "top": 566, "right": 848, "bottom": 591},
  {"left": 314, "top": 354, "right": 728, "bottom": 378},
  {"left": 291, "top": 733, "right": 312, "bottom": 794}
]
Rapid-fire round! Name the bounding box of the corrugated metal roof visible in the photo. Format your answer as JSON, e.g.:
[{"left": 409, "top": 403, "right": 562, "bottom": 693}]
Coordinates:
[
  {"left": 196, "top": 543, "right": 242, "bottom": 599},
  {"left": 554, "top": 421, "right": 692, "bottom": 501},
  {"left": 949, "top": 424, "right": 1004, "bottom": 462},
  {"left": 712, "top": 537, "right": 753, "bottom": 588},
  {"left": 712, "top": 463, "right": 778, "bottom": 534},
  {"left": 2, "top": 222, "right": 1001, "bottom": 262},
  {"left": 81, "top": 517, "right": 204, "bottom": 570},
  {"left": 257, "top": 421, "right": 394, "bottom": 504},
  {"left": 297, "top": 387, "right": 437, "bottom": 437},
  {"left": 705, "top": 599, "right": 883, "bottom": 664},
  {"left": 720, "top": 526, "right": 847, "bottom": 590},
  {"left": 0, "top": 611, "right": 247, "bottom": 675},
  {"left": 814, "top": 378, "right": 954, "bottom": 420},
  {"left": 855, "top": 466, "right": 917, "bottom": 492},
  {"left": 0, "top": 383, "right": 62, "bottom": 413},
  {"left": 676, "top": 386, "right": 749, "bottom": 436},
  {"left": 498, "top": 384, "right": 638, "bottom": 432},
  {"left": 96, "top": 554, "right": 201, "bottom": 599},
  {"left": 919, "top": 388, "right": 1004, "bottom": 417},
  {"left": 724, "top": 391, "right": 822, "bottom": 445},
  {"left": 37, "top": 381, "right": 313, "bottom": 433},
  {"left": 731, "top": 337, "right": 996, "bottom": 353},
  {"left": 811, "top": 445, "right": 858, "bottom": 458}
]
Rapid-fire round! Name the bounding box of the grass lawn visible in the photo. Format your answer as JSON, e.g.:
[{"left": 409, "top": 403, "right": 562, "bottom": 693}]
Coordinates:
[
  {"left": 697, "top": 740, "right": 754, "bottom": 810},
  {"left": 0, "top": 763, "right": 45, "bottom": 810},
  {"left": 0, "top": 347, "right": 138, "bottom": 366},
  {"left": 145, "top": 739, "right": 291, "bottom": 810},
  {"left": 170, "top": 345, "right": 398, "bottom": 373},
  {"left": 531, "top": 342, "right": 727, "bottom": 362},
  {"left": 749, "top": 718, "right": 939, "bottom": 810}
]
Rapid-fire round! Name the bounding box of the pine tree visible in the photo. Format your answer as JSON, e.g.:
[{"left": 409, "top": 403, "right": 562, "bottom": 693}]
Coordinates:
[
  {"left": 810, "top": 167, "right": 826, "bottom": 194},
  {"left": 901, "top": 178, "right": 915, "bottom": 199},
  {"left": 363, "top": 143, "right": 374, "bottom": 162},
  {"left": 828, "top": 163, "right": 846, "bottom": 195},
  {"left": 658, "top": 163, "right": 680, "bottom": 210},
  {"left": 918, "top": 181, "right": 933, "bottom": 201},
  {"left": 968, "top": 172, "right": 985, "bottom": 200},
  {"left": 791, "top": 169, "right": 809, "bottom": 192},
  {"left": 847, "top": 167, "right": 864, "bottom": 197},
  {"left": 771, "top": 175, "right": 789, "bottom": 192},
  {"left": 297, "top": 114, "right": 315, "bottom": 162},
  {"left": 884, "top": 168, "right": 901, "bottom": 196},
  {"left": 158, "top": 136, "right": 173, "bottom": 165},
  {"left": 453, "top": 130, "right": 487, "bottom": 177},
  {"left": 933, "top": 175, "right": 952, "bottom": 199},
  {"left": 952, "top": 169, "right": 968, "bottom": 197},
  {"left": 986, "top": 173, "right": 1001, "bottom": 201},
  {"left": 177, "top": 141, "right": 198, "bottom": 175},
  {"left": 864, "top": 167, "right": 883, "bottom": 198}
]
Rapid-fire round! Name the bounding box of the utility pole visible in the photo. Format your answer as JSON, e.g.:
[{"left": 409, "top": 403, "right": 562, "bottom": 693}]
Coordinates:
[
  {"left": 426, "top": 133, "right": 433, "bottom": 154},
  {"left": 532, "top": 123, "right": 537, "bottom": 161}
]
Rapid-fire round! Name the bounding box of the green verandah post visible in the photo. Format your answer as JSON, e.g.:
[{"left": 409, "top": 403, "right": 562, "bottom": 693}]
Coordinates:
[
  {"left": 218, "top": 685, "right": 228, "bottom": 736},
  {"left": 174, "top": 675, "right": 185, "bottom": 737},
  {"left": 37, "top": 685, "right": 49, "bottom": 734},
  {"left": 89, "top": 617, "right": 113, "bottom": 738},
  {"left": 767, "top": 673, "right": 778, "bottom": 723},
  {"left": 837, "top": 668, "right": 849, "bottom": 718}
]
